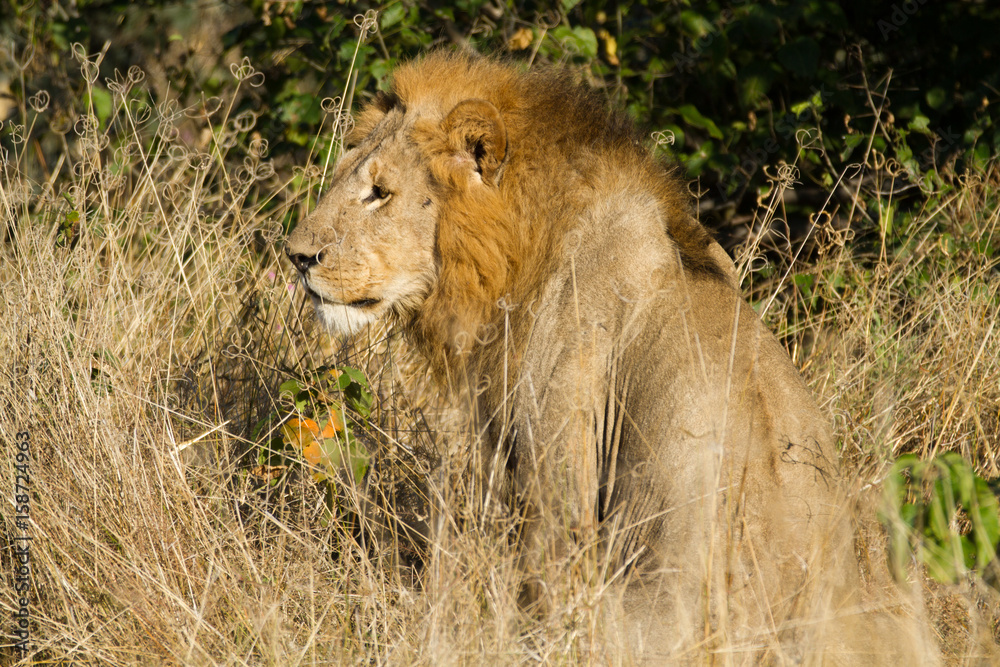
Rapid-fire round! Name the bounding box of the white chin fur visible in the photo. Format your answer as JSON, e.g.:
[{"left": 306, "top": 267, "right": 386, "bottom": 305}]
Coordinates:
[{"left": 313, "top": 298, "right": 380, "bottom": 335}]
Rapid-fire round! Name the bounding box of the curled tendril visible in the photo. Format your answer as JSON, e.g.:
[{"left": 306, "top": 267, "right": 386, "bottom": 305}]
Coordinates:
[
  {"left": 230, "top": 57, "right": 265, "bottom": 87},
  {"left": 651, "top": 130, "right": 676, "bottom": 148},
  {"left": 248, "top": 136, "right": 268, "bottom": 158},
  {"left": 127, "top": 65, "right": 145, "bottom": 84},
  {"left": 221, "top": 339, "right": 244, "bottom": 359},
  {"left": 686, "top": 180, "right": 708, "bottom": 199},
  {"left": 535, "top": 9, "right": 560, "bottom": 30},
  {"left": 293, "top": 164, "right": 323, "bottom": 180},
  {"left": 167, "top": 144, "right": 189, "bottom": 166},
  {"left": 218, "top": 131, "right": 238, "bottom": 149},
  {"left": 495, "top": 296, "right": 517, "bottom": 312},
  {"left": 231, "top": 110, "right": 257, "bottom": 133},
  {"left": 158, "top": 124, "right": 180, "bottom": 143},
  {"left": 49, "top": 111, "right": 73, "bottom": 135},
  {"left": 157, "top": 98, "right": 181, "bottom": 122},
  {"left": 193, "top": 153, "right": 213, "bottom": 171},
  {"left": 867, "top": 149, "right": 886, "bottom": 171},
  {"left": 74, "top": 115, "right": 98, "bottom": 137},
  {"left": 103, "top": 166, "right": 125, "bottom": 192},
  {"left": 128, "top": 99, "right": 153, "bottom": 126},
  {"left": 259, "top": 219, "right": 283, "bottom": 243},
  {"left": 82, "top": 133, "right": 110, "bottom": 152},
  {"left": 28, "top": 91, "right": 50, "bottom": 113},
  {"left": 558, "top": 33, "right": 582, "bottom": 56},
  {"left": 65, "top": 185, "right": 84, "bottom": 204},
  {"left": 813, "top": 211, "right": 855, "bottom": 253},
  {"left": 754, "top": 180, "right": 774, "bottom": 207},
  {"left": 354, "top": 10, "right": 379, "bottom": 35},
  {"left": 81, "top": 59, "right": 100, "bottom": 84},
  {"left": 70, "top": 42, "right": 88, "bottom": 62},
  {"left": 334, "top": 112, "right": 355, "bottom": 135},
  {"left": 473, "top": 372, "right": 491, "bottom": 395},
  {"left": 160, "top": 183, "right": 181, "bottom": 204},
  {"left": 186, "top": 95, "right": 223, "bottom": 120},
  {"left": 957, "top": 170, "right": 982, "bottom": 190},
  {"left": 763, "top": 163, "right": 800, "bottom": 190},
  {"left": 233, "top": 167, "right": 255, "bottom": 189},
  {"left": 5, "top": 182, "right": 29, "bottom": 206},
  {"left": 321, "top": 96, "right": 342, "bottom": 114},
  {"left": 255, "top": 161, "right": 275, "bottom": 181},
  {"left": 475, "top": 322, "right": 499, "bottom": 346},
  {"left": 218, "top": 276, "right": 239, "bottom": 298},
  {"left": 106, "top": 70, "right": 130, "bottom": 97},
  {"left": 811, "top": 210, "right": 833, "bottom": 233},
  {"left": 794, "top": 127, "right": 823, "bottom": 151},
  {"left": 745, "top": 255, "right": 770, "bottom": 274},
  {"left": 113, "top": 144, "right": 133, "bottom": 164},
  {"left": 884, "top": 157, "right": 905, "bottom": 178},
  {"left": 7, "top": 123, "right": 25, "bottom": 144}
]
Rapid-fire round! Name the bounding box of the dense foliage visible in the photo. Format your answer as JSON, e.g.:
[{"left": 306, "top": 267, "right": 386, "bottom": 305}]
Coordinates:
[{"left": 3, "top": 0, "right": 998, "bottom": 213}]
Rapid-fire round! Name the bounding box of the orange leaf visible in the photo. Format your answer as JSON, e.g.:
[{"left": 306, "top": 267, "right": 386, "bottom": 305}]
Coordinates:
[
  {"left": 320, "top": 411, "right": 344, "bottom": 438},
  {"left": 301, "top": 440, "right": 323, "bottom": 466},
  {"left": 283, "top": 417, "right": 320, "bottom": 449}
]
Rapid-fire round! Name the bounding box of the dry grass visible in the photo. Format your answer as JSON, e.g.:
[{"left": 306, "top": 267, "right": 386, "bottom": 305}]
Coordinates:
[{"left": 2, "top": 43, "right": 999, "bottom": 665}]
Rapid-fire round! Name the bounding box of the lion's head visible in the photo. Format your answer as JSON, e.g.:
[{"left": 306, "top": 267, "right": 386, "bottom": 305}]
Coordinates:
[
  {"left": 286, "top": 58, "right": 520, "bottom": 356},
  {"left": 284, "top": 100, "right": 438, "bottom": 335}
]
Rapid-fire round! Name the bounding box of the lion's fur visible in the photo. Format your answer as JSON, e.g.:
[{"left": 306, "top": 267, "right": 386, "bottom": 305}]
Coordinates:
[
  {"left": 286, "top": 51, "right": 934, "bottom": 663},
  {"left": 352, "top": 52, "right": 730, "bottom": 368}
]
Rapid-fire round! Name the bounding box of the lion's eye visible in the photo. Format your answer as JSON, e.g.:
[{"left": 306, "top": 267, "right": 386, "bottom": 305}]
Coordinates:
[{"left": 363, "top": 184, "right": 390, "bottom": 204}]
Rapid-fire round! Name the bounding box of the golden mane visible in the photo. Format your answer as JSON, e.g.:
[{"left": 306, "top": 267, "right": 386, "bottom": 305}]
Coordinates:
[{"left": 357, "top": 51, "right": 728, "bottom": 370}]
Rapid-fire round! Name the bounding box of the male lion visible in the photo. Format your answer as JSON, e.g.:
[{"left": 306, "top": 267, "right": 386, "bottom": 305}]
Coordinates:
[{"left": 286, "top": 52, "right": 930, "bottom": 663}]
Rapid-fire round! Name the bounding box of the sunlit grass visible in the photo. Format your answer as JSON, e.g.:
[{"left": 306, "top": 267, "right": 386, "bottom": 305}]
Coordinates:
[{"left": 1, "top": 33, "right": 999, "bottom": 664}]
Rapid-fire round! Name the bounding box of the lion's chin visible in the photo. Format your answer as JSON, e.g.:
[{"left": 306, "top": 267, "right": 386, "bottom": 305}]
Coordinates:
[{"left": 312, "top": 298, "right": 382, "bottom": 335}]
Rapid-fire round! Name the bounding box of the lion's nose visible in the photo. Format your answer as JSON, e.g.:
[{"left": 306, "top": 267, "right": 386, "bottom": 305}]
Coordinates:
[{"left": 286, "top": 249, "right": 321, "bottom": 274}]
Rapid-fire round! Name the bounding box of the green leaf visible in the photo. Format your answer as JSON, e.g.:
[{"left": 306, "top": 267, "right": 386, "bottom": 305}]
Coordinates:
[
  {"left": 674, "top": 104, "right": 723, "bottom": 140},
  {"left": 279, "top": 379, "right": 303, "bottom": 396},
  {"left": 927, "top": 478, "right": 953, "bottom": 542},
  {"left": 908, "top": 114, "right": 932, "bottom": 134},
  {"left": 333, "top": 367, "right": 373, "bottom": 418},
  {"left": 679, "top": 10, "right": 713, "bottom": 38},
  {"left": 320, "top": 431, "right": 369, "bottom": 485},
  {"left": 88, "top": 86, "right": 113, "bottom": 125},
  {"left": 926, "top": 87, "right": 947, "bottom": 110},
  {"left": 380, "top": 3, "right": 405, "bottom": 30},
  {"left": 839, "top": 133, "right": 866, "bottom": 161},
  {"left": 551, "top": 26, "right": 598, "bottom": 59}
]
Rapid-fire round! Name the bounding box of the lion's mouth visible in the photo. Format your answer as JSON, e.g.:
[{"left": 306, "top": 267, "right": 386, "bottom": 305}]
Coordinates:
[
  {"left": 346, "top": 298, "right": 381, "bottom": 308},
  {"left": 300, "top": 280, "right": 382, "bottom": 309}
]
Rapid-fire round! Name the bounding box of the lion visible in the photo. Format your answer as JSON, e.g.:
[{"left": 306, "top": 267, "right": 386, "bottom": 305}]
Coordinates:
[{"left": 286, "top": 51, "right": 932, "bottom": 663}]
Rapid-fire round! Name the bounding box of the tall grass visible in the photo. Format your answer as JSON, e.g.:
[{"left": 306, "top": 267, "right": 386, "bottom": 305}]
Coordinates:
[{"left": 1, "top": 39, "right": 999, "bottom": 665}]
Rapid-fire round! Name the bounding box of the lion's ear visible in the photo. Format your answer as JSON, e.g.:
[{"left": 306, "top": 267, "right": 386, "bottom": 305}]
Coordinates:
[{"left": 442, "top": 99, "right": 507, "bottom": 185}]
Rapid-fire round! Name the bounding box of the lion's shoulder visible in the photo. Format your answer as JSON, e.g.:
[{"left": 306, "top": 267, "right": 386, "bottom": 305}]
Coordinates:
[{"left": 385, "top": 51, "right": 732, "bottom": 286}]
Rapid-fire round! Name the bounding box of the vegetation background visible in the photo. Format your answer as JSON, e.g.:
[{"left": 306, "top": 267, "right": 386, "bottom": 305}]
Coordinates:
[{"left": 1, "top": 0, "right": 998, "bottom": 663}]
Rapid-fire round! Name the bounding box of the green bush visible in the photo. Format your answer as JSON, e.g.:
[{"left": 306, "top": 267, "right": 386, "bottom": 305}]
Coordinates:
[{"left": 4, "top": 1, "right": 997, "bottom": 212}]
